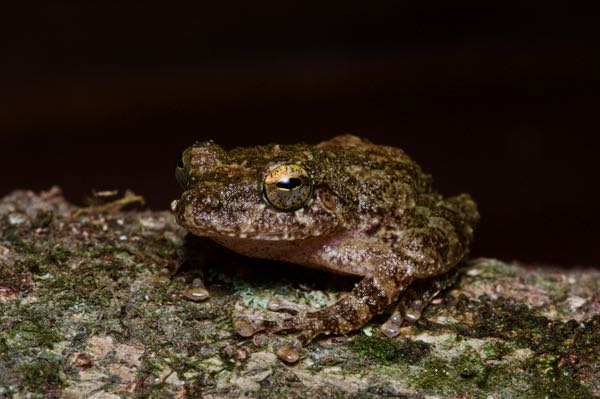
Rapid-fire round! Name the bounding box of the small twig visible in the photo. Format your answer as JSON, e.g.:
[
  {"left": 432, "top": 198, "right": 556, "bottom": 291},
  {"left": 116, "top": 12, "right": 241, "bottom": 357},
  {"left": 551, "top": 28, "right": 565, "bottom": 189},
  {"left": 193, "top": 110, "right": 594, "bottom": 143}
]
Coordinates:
[{"left": 74, "top": 190, "right": 145, "bottom": 217}]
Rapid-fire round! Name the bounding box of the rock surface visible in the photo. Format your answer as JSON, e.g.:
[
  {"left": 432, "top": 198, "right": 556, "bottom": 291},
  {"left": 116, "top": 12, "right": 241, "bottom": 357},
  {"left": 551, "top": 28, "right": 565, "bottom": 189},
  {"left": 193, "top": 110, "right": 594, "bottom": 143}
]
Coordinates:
[{"left": 0, "top": 188, "right": 599, "bottom": 398}]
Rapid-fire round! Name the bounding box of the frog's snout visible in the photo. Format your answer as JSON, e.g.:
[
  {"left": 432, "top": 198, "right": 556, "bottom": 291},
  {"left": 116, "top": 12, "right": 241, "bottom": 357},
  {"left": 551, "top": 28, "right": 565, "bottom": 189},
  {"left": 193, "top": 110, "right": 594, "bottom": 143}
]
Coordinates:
[
  {"left": 179, "top": 189, "right": 222, "bottom": 212},
  {"left": 175, "top": 189, "right": 225, "bottom": 231},
  {"left": 175, "top": 187, "right": 243, "bottom": 236}
]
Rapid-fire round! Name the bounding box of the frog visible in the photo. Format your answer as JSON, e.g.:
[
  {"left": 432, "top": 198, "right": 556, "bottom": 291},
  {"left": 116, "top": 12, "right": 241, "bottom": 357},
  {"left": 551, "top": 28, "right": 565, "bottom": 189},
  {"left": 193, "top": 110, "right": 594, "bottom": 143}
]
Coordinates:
[{"left": 171, "top": 134, "right": 479, "bottom": 362}]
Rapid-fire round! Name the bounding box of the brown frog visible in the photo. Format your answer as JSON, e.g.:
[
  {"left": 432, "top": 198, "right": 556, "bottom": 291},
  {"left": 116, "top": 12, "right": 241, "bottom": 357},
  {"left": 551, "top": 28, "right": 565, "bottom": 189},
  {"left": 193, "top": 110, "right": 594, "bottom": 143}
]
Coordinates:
[{"left": 171, "top": 135, "right": 478, "bottom": 362}]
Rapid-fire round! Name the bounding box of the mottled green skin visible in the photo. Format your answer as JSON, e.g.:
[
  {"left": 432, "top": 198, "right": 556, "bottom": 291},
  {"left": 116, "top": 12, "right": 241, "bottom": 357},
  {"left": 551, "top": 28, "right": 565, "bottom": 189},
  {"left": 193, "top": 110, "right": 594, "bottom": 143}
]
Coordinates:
[{"left": 174, "top": 135, "right": 479, "bottom": 345}]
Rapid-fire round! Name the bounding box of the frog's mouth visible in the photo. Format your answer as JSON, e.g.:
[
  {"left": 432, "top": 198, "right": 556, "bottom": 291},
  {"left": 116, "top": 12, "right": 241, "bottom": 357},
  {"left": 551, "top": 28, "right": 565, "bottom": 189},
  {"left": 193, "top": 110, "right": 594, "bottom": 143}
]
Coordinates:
[{"left": 172, "top": 188, "right": 341, "bottom": 241}]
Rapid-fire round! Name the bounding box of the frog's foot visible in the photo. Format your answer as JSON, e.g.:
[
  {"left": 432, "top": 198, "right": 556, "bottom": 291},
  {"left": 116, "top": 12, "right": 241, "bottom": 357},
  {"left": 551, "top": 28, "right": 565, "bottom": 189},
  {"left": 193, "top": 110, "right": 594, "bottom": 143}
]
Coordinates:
[
  {"left": 266, "top": 297, "right": 310, "bottom": 314},
  {"left": 233, "top": 308, "right": 317, "bottom": 338},
  {"left": 232, "top": 297, "right": 310, "bottom": 337},
  {"left": 235, "top": 268, "right": 457, "bottom": 363},
  {"left": 232, "top": 296, "right": 321, "bottom": 362},
  {"left": 380, "top": 292, "right": 423, "bottom": 338},
  {"left": 150, "top": 262, "right": 210, "bottom": 302},
  {"left": 150, "top": 266, "right": 178, "bottom": 287},
  {"left": 183, "top": 277, "right": 210, "bottom": 302},
  {"left": 234, "top": 273, "right": 402, "bottom": 363},
  {"left": 267, "top": 298, "right": 330, "bottom": 362},
  {"left": 381, "top": 270, "right": 458, "bottom": 338},
  {"left": 233, "top": 314, "right": 326, "bottom": 363}
]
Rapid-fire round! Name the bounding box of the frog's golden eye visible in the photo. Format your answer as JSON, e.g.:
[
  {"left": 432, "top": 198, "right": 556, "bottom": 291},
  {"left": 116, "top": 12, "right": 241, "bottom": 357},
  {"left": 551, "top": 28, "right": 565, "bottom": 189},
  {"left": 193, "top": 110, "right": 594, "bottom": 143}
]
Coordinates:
[{"left": 262, "top": 163, "right": 313, "bottom": 211}]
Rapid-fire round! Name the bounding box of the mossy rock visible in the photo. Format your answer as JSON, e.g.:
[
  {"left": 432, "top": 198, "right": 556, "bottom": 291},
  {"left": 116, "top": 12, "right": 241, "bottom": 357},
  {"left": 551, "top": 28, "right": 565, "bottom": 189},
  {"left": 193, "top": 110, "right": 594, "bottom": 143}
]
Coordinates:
[{"left": 0, "top": 188, "right": 599, "bottom": 398}]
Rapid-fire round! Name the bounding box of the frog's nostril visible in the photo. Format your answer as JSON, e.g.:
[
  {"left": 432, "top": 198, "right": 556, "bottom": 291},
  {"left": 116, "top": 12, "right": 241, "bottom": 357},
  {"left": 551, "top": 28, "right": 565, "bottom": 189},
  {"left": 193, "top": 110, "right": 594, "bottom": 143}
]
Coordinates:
[
  {"left": 183, "top": 193, "right": 194, "bottom": 203},
  {"left": 182, "top": 188, "right": 222, "bottom": 212}
]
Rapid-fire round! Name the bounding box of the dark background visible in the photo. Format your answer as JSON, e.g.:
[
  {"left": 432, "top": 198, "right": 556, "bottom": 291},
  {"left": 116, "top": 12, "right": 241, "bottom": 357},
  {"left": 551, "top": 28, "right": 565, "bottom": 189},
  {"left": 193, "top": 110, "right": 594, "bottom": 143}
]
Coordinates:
[{"left": 1, "top": 4, "right": 598, "bottom": 267}]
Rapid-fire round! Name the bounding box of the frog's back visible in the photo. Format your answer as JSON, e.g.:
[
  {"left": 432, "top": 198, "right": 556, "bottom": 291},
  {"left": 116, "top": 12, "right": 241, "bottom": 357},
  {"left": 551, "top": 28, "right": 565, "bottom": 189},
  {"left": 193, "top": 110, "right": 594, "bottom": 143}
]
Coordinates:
[
  {"left": 315, "top": 135, "right": 478, "bottom": 249},
  {"left": 312, "top": 135, "right": 437, "bottom": 216}
]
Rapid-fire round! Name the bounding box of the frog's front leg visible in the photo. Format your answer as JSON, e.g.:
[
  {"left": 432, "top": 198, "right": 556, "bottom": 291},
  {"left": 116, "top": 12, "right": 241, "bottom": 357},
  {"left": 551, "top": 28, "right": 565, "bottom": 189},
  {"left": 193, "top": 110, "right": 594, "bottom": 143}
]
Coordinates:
[
  {"left": 151, "top": 253, "right": 210, "bottom": 301},
  {"left": 151, "top": 235, "right": 222, "bottom": 302},
  {"left": 235, "top": 221, "right": 469, "bottom": 362},
  {"left": 236, "top": 255, "right": 414, "bottom": 362}
]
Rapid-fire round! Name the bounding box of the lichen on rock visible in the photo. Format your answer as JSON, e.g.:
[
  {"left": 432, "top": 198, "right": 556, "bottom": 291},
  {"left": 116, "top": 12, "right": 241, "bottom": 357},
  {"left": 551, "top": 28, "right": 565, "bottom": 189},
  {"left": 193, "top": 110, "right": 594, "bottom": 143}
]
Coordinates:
[{"left": 0, "top": 188, "right": 599, "bottom": 398}]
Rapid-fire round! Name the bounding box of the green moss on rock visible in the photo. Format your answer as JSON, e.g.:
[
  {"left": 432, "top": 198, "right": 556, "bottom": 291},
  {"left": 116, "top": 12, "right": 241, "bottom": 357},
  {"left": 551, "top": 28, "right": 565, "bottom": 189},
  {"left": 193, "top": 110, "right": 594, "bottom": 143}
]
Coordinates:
[{"left": 349, "top": 334, "right": 431, "bottom": 366}]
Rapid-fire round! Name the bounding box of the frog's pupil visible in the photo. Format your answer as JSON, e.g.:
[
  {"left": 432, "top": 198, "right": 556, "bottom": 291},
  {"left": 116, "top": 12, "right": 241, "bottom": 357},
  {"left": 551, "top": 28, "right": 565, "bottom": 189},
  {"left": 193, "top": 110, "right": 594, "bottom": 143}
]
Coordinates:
[
  {"left": 177, "top": 153, "right": 184, "bottom": 168},
  {"left": 276, "top": 177, "right": 303, "bottom": 191}
]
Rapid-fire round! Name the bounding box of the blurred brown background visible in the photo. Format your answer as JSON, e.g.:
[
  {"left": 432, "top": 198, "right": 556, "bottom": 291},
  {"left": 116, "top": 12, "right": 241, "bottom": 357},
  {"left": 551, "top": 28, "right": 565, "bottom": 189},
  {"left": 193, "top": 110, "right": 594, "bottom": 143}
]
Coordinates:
[{"left": 1, "top": 3, "right": 598, "bottom": 266}]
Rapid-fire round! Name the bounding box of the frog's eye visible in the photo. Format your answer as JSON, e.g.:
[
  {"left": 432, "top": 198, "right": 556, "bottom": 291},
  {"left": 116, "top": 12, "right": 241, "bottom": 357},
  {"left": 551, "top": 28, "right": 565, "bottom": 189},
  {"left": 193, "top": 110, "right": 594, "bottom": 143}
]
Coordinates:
[
  {"left": 262, "top": 163, "right": 313, "bottom": 211},
  {"left": 176, "top": 147, "right": 192, "bottom": 189}
]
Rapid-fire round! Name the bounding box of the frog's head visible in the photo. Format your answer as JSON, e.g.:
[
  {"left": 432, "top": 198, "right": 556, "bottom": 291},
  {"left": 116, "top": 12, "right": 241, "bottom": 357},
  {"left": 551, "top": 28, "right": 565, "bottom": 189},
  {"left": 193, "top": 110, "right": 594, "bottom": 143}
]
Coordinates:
[{"left": 173, "top": 140, "right": 344, "bottom": 241}]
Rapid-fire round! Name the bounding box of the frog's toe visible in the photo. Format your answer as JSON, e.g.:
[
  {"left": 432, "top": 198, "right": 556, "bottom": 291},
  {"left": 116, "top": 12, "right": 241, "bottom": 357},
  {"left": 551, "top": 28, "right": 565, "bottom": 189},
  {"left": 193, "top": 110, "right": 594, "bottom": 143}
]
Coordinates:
[
  {"left": 233, "top": 314, "right": 310, "bottom": 337},
  {"left": 267, "top": 297, "right": 310, "bottom": 314},
  {"left": 183, "top": 278, "right": 210, "bottom": 302},
  {"left": 403, "top": 298, "right": 426, "bottom": 322},
  {"left": 184, "top": 288, "right": 210, "bottom": 301},
  {"left": 151, "top": 260, "right": 211, "bottom": 302},
  {"left": 381, "top": 271, "right": 458, "bottom": 337},
  {"left": 276, "top": 339, "right": 303, "bottom": 363},
  {"left": 275, "top": 327, "right": 323, "bottom": 363},
  {"left": 380, "top": 296, "right": 429, "bottom": 337},
  {"left": 234, "top": 319, "right": 267, "bottom": 337},
  {"left": 150, "top": 274, "right": 172, "bottom": 286},
  {"left": 150, "top": 267, "right": 174, "bottom": 286},
  {"left": 381, "top": 309, "right": 404, "bottom": 338}
]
